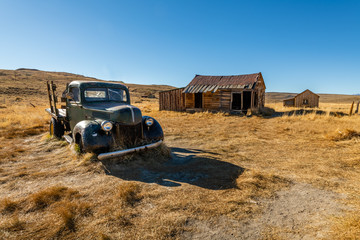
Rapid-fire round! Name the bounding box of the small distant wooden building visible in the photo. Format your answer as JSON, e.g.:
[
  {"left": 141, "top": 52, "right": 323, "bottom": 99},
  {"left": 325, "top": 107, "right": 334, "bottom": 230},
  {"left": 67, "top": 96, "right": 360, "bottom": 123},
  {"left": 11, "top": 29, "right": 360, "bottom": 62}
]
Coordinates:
[
  {"left": 283, "top": 89, "right": 319, "bottom": 108},
  {"left": 159, "top": 72, "right": 266, "bottom": 112}
]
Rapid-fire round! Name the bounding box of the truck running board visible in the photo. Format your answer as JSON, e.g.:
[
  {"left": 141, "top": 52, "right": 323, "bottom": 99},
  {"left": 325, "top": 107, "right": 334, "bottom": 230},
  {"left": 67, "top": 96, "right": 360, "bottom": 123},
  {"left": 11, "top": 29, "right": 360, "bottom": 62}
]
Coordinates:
[{"left": 97, "top": 140, "right": 163, "bottom": 160}]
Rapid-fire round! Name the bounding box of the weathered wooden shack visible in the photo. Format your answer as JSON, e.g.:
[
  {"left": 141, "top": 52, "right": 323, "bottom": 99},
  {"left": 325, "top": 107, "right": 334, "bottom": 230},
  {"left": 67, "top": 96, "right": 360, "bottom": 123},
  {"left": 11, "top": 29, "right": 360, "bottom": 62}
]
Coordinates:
[
  {"left": 159, "top": 72, "right": 266, "bottom": 112},
  {"left": 159, "top": 88, "right": 185, "bottom": 111},
  {"left": 283, "top": 89, "right": 319, "bottom": 108}
]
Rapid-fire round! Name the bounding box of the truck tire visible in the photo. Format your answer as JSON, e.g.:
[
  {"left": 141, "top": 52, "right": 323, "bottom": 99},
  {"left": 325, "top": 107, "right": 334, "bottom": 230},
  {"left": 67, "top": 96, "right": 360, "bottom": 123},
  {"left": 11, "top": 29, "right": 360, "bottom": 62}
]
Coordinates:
[
  {"left": 50, "top": 118, "right": 64, "bottom": 139},
  {"left": 76, "top": 134, "right": 85, "bottom": 153}
]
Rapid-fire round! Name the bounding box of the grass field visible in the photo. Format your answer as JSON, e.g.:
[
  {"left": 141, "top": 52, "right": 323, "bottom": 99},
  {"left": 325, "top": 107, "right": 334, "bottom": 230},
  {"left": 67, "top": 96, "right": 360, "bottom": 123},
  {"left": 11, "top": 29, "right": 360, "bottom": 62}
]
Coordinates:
[{"left": 1, "top": 69, "right": 360, "bottom": 239}]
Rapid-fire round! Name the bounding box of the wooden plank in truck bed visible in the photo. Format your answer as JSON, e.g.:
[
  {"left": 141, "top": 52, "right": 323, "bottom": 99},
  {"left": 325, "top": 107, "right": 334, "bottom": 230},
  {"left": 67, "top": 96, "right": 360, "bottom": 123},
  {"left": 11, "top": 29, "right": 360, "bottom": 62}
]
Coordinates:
[{"left": 45, "top": 108, "right": 66, "bottom": 120}]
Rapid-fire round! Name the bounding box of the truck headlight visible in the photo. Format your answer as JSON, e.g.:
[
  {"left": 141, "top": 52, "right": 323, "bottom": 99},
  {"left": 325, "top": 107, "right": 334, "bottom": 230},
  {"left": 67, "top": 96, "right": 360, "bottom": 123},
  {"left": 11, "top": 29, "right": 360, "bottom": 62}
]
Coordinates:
[
  {"left": 145, "top": 118, "right": 154, "bottom": 127},
  {"left": 101, "top": 121, "right": 113, "bottom": 131}
]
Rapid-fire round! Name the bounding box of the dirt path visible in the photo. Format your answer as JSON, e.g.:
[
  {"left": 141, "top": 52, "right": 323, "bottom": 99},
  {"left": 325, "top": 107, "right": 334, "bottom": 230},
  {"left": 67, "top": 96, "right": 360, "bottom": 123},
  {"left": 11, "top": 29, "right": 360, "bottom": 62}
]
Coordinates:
[{"left": 184, "top": 183, "right": 348, "bottom": 239}]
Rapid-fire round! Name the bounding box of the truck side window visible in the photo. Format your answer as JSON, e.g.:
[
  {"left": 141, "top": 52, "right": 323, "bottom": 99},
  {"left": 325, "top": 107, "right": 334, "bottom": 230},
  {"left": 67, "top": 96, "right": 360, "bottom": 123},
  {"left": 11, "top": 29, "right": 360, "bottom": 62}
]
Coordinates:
[{"left": 69, "top": 87, "right": 80, "bottom": 102}]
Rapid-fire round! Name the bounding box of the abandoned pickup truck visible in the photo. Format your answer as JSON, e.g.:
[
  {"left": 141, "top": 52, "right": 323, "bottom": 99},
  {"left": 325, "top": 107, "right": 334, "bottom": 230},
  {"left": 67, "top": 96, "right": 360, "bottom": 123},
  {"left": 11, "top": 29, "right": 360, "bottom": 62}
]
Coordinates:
[{"left": 45, "top": 81, "right": 163, "bottom": 160}]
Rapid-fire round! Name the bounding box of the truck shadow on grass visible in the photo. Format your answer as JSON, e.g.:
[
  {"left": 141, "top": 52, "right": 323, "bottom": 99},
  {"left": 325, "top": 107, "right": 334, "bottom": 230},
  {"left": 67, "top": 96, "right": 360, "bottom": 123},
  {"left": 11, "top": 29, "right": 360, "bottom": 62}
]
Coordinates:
[{"left": 101, "top": 147, "right": 244, "bottom": 190}]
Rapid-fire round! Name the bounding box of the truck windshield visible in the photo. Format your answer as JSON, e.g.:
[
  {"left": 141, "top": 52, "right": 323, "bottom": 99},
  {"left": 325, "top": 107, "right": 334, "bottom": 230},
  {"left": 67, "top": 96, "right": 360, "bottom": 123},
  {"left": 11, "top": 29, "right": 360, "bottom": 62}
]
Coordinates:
[{"left": 84, "top": 88, "right": 127, "bottom": 102}]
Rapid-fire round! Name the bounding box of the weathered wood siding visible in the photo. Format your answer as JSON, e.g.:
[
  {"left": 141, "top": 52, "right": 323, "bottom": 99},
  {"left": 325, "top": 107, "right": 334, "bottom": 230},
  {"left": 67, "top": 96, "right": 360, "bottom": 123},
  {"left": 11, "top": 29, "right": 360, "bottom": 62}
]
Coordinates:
[
  {"left": 203, "top": 92, "right": 221, "bottom": 110},
  {"left": 159, "top": 88, "right": 185, "bottom": 111},
  {"left": 219, "top": 87, "right": 265, "bottom": 111},
  {"left": 255, "top": 83, "right": 266, "bottom": 108},
  {"left": 219, "top": 90, "right": 232, "bottom": 110},
  {"left": 294, "top": 90, "right": 319, "bottom": 108},
  {"left": 185, "top": 93, "right": 195, "bottom": 108},
  {"left": 283, "top": 99, "right": 295, "bottom": 107}
]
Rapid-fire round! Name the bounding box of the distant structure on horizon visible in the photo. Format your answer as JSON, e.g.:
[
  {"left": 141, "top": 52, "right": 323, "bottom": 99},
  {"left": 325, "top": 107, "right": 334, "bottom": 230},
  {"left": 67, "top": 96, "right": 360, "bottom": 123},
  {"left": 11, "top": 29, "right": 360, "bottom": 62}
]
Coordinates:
[
  {"left": 283, "top": 89, "right": 319, "bottom": 108},
  {"left": 159, "top": 72, "right": 266, "bottom": 113}
]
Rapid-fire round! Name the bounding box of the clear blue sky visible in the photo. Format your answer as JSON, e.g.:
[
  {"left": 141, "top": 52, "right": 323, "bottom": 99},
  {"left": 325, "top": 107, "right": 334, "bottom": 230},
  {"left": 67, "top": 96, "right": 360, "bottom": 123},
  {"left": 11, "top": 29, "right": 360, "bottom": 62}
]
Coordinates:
[{"left": 0, "top": 0, "right": 359, "bottom": 94}]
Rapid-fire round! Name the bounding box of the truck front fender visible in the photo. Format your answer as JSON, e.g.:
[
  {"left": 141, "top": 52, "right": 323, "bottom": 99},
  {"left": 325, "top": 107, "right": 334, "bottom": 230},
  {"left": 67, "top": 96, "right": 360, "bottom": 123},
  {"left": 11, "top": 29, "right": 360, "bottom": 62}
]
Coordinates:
[
  {"left": 142, "top": 116, "right": 164, "bottom": 142},
  {"left": 73, "top": 120, "right": 112, "bottom": 152}
]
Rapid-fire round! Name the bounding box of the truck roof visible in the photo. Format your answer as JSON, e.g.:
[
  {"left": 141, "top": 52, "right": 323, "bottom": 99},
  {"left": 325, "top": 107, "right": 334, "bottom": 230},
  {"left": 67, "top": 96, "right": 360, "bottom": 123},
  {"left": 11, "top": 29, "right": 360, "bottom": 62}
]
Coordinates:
[{"left": 68, "top": 80, "right": 128, "bottom": 89}]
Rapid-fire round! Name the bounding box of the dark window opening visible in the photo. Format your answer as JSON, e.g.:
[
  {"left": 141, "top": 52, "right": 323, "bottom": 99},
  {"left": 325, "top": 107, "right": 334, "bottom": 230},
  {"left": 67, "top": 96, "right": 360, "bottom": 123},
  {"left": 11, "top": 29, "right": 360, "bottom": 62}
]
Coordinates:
[
  {"left": 194, "top": 93, "right": 202, "bottom": 108},
  {"left": 303, "top": 99, "right": 309, "bottom": 105},
  {"left": 232, "top": 93, "right": 242, "bottom": 110},
  {"left": 69, "top": 87, "right": 80, "bottom": 102},
  {"left": 243, "top": 91, "right": 252, "bottom": 110}
]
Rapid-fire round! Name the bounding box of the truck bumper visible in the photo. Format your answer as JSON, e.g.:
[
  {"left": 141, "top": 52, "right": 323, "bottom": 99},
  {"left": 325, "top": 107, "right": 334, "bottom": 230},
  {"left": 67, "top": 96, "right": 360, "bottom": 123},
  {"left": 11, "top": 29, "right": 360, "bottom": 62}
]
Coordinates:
[{"left": 97, "top": 140, "right": 163, "bottom": 160}]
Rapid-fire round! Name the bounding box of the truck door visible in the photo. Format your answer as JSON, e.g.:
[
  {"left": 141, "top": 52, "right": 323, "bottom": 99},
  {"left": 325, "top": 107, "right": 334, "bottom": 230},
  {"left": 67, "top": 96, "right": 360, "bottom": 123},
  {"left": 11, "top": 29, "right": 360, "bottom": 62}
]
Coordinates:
[{"left": 67, "top": 87, "right": 84, "bottom": 130}]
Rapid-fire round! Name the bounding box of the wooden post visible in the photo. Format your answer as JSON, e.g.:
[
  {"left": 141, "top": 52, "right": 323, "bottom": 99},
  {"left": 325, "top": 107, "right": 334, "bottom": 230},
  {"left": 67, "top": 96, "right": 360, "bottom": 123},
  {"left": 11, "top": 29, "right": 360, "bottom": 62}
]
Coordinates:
[
  {"left": 355, "top": 101, "right": 360, "bottom": 114},
  {"left": 241, "top": 91, "right": 243, "bottom": 110},
  {"left": 46, "top": 81, "right": 54, "bottom": 113},
  {"left": 50, "top": 81, "right": 59, "bottom": 116},
  {"left": 350, "top": 101, "right": 354, "bottom": 116}
]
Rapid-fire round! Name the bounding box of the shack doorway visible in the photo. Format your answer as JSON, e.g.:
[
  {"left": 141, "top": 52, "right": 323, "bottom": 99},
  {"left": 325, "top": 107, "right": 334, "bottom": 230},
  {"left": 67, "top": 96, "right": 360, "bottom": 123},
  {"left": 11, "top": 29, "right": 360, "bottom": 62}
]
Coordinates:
[
  {"left": 194, "top": 93, "right": 202, "bottom": 108},
  {"left": 243, "top": 91, "right": 252, "bottom": 110},
  {"left": 231, "top": 93, "right": 242, "bottom": 110}
]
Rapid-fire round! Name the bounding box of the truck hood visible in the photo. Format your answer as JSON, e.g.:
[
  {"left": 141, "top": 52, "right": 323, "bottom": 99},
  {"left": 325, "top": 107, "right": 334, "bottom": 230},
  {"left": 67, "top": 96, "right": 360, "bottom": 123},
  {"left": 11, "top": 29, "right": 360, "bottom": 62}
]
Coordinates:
[{"left": 82, "top": 102, "right": 142, "bottom": 125}]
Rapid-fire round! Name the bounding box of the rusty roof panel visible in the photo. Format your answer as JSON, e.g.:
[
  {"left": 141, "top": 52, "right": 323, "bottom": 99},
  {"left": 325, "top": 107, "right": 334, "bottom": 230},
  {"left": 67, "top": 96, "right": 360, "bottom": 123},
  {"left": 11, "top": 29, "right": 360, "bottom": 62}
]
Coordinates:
[
  {"left": 183, "top": 73, "right": 262, "bottom": 93},
  {"left": 187, "top": 73, "right": 260, "bottom": 87},
  {"left": 212, "top": 86, "right": 219, "bottom": 93},
  {"left": 182, "top": 73, "right": 260, "bottom": 93}
]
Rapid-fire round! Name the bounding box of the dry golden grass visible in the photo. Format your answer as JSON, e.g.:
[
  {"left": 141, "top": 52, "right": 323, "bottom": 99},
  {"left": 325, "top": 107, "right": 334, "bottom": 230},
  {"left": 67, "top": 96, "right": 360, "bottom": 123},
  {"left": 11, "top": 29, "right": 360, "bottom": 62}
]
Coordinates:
[
  {"left": 29, "top": 186, "right": 79, "bottom": 210},
  {"left": 1, "top": 76, "right": 360, "bottom": 239},
  {"left": 0, "top": 104, "right": 48, "bottom": 139},
  {"left": 115, "top": 182, "right": 142, "bottom": 206},
  {"left": 0, "top": 198, "right": 19, "bottom": 214},
  {"left": 327, "top": 128, "right": 360, "bottom": 141},
  {"left": 331, "top": 214, "right": 360, "bottom": 239},
  {"left": 0, "top": 214, "right": 24, "bottom": 232},
  {"left": 53, "top": 200, "right": 92, "bottom": 233}
]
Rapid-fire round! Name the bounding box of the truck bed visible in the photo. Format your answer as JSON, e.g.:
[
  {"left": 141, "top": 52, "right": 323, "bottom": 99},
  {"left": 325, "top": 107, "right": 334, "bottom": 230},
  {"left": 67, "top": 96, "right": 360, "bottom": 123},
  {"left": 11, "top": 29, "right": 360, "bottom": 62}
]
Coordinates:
[{"left": 45, "top": 108, "right": 66, "bottom": 119}]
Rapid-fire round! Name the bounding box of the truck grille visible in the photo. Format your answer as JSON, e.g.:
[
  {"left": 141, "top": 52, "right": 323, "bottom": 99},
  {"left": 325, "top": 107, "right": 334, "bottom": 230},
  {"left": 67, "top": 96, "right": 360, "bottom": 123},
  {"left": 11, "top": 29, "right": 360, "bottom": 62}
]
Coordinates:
[{"left": 112, "top": 122, "right": 143, "bottom": 149}]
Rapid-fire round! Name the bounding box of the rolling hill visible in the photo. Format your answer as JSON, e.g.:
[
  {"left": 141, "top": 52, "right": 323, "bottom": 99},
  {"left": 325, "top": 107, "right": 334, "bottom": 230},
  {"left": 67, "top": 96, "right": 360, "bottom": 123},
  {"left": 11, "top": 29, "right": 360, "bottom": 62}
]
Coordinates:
[
  {"left": 0, "top": 68, "right": 175, "bottom": 104},
  {"left": 1, "top": 68, "right": 359, "bottom": 106}
]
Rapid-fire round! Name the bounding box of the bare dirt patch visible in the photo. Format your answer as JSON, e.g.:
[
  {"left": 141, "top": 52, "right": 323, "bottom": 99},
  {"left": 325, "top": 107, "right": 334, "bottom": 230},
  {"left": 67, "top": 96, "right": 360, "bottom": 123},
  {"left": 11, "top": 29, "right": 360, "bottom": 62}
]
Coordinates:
[{"left": 185, "top": 183, "right": 348, "bottom": 240}]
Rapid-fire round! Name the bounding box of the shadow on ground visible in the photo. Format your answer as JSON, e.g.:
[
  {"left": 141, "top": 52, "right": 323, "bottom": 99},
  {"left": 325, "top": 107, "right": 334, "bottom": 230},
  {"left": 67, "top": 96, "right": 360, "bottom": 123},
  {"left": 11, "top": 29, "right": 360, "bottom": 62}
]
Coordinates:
[{"left": 101, "top": 147, "right": 244, "bottom": 190}]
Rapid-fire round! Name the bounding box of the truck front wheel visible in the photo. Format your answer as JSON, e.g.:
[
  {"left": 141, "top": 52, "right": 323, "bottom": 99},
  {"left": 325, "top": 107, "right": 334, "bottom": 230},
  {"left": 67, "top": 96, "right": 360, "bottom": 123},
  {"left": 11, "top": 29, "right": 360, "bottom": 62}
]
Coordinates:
[{"left": 50, "top": 118, "right": 64, "bottom": 139}]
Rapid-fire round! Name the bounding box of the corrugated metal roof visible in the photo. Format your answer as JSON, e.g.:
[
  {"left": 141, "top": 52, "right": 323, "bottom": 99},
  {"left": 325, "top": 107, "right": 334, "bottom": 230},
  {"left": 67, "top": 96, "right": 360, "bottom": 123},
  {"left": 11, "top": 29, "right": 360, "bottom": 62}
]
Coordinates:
[{"left": 183, "top": 73, "right": 261, "bottom": 93}]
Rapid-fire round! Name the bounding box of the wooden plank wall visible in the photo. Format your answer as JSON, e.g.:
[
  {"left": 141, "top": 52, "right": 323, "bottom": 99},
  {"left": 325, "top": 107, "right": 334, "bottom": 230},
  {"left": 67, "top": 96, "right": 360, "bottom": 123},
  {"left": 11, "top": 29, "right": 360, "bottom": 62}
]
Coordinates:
[
  {"left": 185, "top": 93, "right": 194, "bottom": 108},
  {"left": 203, "top": 92, "right": 221, "bottom": 110},
  {"left": 219, "top": 88, "right": 265, "bottom": 111},
  {"left": 159, "top": 88, "right": 185, "bottom": 111},
  {"left": 294, "top": 91, "right": 319, "bottom": 108},
  {"left": 219, "top": 90, "right": 232, "bottom": 111},
  {"left": 283, "top": 99, "right": 295, "bottom": 107},
  {"left": 255, "top": 85, "right": 265, "bottom": 108},
  {"left": 162, "top": 87, "right": 266, "bottom": 112}
]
